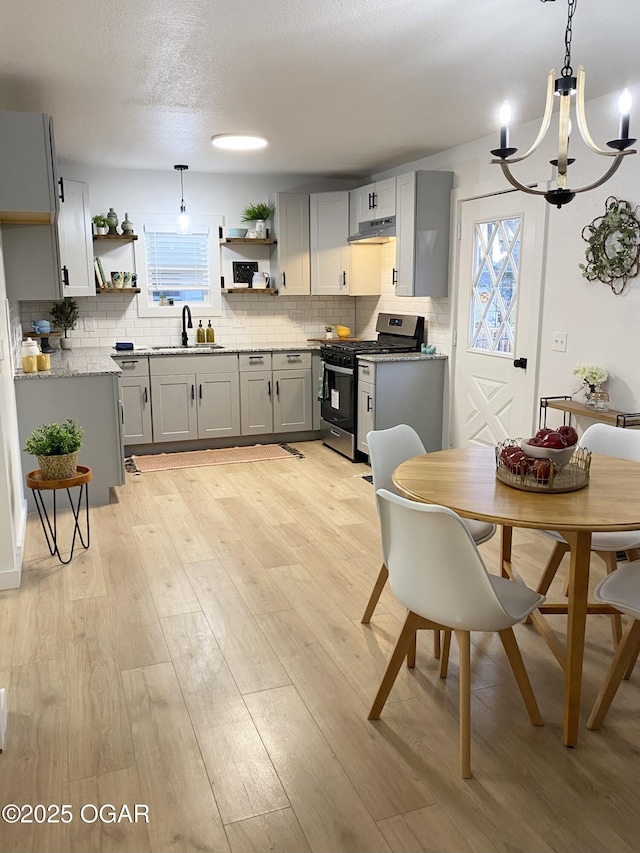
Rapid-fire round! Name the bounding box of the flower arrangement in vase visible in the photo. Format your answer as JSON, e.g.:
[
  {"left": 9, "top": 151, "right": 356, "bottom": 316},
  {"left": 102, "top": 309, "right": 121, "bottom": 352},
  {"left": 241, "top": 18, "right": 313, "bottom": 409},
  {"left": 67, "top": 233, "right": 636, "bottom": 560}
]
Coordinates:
[
  {"left": 241, "top": 202, "right": 275, "bottom": 239},
  {"left": 24, "top": 418, "right": 84, "bottom": 480},
  {"left": 573, "top": 363, "right": 610, "bottom": 410}
]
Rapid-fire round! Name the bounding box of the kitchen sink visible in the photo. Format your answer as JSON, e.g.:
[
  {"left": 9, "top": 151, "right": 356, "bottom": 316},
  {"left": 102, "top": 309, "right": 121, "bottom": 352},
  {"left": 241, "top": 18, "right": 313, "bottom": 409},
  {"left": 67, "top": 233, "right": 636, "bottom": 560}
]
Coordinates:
[{"left": 150, "top": 344, "right": 225, "bottom": 350}]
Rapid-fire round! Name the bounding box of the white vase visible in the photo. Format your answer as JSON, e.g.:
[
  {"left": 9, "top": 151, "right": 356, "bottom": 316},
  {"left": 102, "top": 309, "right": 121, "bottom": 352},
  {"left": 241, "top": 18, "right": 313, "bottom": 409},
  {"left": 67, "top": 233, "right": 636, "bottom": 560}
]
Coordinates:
[{"left": 254, "top": 219, "right": 266, "bottom": 239}]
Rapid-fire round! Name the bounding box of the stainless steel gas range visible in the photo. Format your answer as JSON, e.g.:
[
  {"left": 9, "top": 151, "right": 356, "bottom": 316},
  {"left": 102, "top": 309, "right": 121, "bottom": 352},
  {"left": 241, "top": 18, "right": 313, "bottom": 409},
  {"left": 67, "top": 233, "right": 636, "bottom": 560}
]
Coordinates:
[{"left": 320, "top": 313, "right": 425, "bottom": 461}]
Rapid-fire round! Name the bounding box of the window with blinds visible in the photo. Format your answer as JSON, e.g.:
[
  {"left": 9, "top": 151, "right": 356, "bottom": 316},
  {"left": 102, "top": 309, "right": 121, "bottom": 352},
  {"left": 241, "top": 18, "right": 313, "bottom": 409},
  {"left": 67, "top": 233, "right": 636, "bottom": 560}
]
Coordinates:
[{"left": 144, "top": 225, "right": 211, "bottom": 305}]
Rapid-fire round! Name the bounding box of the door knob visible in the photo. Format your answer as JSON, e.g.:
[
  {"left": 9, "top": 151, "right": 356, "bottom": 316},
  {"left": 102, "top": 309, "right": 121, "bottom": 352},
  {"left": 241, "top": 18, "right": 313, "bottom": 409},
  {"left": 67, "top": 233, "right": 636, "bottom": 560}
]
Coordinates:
[{"left": 513, "top": 357, "right": 528, "bottom": 369}]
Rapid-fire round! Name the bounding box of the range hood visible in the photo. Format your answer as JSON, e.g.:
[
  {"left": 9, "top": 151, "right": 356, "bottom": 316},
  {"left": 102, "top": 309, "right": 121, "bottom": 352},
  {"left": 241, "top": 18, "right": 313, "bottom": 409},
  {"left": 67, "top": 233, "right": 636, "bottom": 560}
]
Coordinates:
[{"left": 348, "top": 215, "right": 396, "bottom": 244}]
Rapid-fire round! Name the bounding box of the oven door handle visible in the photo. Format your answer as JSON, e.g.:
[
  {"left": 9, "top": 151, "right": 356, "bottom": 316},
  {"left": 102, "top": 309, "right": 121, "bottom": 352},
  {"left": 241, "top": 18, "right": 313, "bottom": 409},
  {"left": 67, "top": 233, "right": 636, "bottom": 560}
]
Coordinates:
[{"left": 323, "top": 363, "right": 354, "bottom": 376}]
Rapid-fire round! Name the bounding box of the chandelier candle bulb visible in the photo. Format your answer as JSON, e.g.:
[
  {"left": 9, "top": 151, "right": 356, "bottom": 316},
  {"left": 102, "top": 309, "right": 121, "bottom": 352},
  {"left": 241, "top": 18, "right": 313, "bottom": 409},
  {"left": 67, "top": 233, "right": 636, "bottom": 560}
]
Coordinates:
[
  {"left": 499, "top": 101, "right": 511, "bottom": 149},
  {"left": 619, "top": 89, "right": 632, "bottom": 140}
]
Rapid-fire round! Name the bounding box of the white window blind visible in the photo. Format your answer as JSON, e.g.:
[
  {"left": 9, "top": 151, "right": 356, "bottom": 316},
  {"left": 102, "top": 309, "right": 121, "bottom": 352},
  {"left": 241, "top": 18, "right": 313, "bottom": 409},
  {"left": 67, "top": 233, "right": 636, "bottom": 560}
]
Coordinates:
[{"left": 144, "top": 224, "right": 210, "bottom": 303}]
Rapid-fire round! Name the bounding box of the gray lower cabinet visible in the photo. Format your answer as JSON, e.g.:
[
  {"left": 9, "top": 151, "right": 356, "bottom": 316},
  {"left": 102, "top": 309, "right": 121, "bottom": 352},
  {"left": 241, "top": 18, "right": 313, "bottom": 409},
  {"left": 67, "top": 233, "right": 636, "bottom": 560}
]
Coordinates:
[
  {"left": 149, "top": 354, "right": 240, "bottom": 443},
  {"left": 356, "top": 357, "right": 446, "bottom": 456},
  {"left": 240, "top": 351, "right": 313, "bottom": 436},
  {"left": 15, "top": 373, "right": 124, "bottom": 509},
  {"left": 114, "top": 356, "right": 152, "bottom": 445}
]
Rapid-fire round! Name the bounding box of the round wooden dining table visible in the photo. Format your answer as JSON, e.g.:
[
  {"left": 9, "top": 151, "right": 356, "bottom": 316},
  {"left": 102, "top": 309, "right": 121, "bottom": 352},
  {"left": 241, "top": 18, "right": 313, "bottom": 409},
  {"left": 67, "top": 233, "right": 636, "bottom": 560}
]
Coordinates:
[{"left": 393, "top": 446, "right": 640, "bottom": 746}]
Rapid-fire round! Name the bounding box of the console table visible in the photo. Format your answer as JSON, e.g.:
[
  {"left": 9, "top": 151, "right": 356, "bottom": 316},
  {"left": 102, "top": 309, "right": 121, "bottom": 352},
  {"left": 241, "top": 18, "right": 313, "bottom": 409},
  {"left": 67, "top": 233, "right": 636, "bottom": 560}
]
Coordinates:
[{"left": 539, "top": 396, "right": 640, "bottom": 429}]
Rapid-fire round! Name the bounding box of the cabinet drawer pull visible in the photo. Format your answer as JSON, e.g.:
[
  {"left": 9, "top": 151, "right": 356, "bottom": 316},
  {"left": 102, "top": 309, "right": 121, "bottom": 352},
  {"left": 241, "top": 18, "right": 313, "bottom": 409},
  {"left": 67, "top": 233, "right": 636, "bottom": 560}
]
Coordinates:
[
  {"left": 286, "top": 354, "right": 300, "bottom": 360},
  {"left": 268, "top": 380, "right": 272, "bottom": 397},
  {"left": 341, "top": 270, "right": 346, "bottom": 287},
  {"left": 58, "top": 177, "right": 65, "bottom": 203},
  {"left": 143, "top": 387, "right": 148, "bottom": 404},
  {"left": 249, "top": 356, "right": 264, "bottom": 363},
  {"left": 367, "top": 395, "right": 372, "bottom": 412},
  {"left": 281, "top": 271, "right": 286, "bottom": 288},
  {"left": 276, "top": 380, "right": 280, "bottom": 397},
  {"left": 191, "top": 384, "right": 195, "bottom": 401},
  {"left": 120, "top": 360, "right": 138, "bottom": 366},
  {"left": 62, "top": 265, "right": 69, "bottom": 288},
  {"left": 199, "top": 383, "right": 203, "bottom": 399}
]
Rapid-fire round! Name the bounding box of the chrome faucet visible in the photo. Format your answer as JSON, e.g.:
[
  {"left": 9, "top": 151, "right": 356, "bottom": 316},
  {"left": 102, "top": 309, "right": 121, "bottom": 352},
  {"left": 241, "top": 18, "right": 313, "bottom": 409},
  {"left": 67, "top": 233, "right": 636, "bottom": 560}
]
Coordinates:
[{"left": 181, "top": 304, "right": 193, "bottom": 347}]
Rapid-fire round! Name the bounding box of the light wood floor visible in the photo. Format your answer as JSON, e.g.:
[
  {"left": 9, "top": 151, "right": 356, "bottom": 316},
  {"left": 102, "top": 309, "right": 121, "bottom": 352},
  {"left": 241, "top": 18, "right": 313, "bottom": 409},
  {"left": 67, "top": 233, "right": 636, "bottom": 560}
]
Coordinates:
[{"left": 2, "top": 439, "right": 640, "bottom": 853}]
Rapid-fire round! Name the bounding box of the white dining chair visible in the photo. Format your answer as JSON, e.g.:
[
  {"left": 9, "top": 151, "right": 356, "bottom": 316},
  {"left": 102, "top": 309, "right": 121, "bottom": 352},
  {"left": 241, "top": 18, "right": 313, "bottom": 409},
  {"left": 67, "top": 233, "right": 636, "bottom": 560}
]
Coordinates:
[
  {"left": 588, "top": 561, "right": 640, "bottom": 730},
  {"left": 536, "top": 423, "right": 640, "bottom": 647},
  {"left": 361, "top": 424, "right": 496, "bottom": 628},
  {"left": 368, "top": 489, "right": 544, "bottom": 777}
]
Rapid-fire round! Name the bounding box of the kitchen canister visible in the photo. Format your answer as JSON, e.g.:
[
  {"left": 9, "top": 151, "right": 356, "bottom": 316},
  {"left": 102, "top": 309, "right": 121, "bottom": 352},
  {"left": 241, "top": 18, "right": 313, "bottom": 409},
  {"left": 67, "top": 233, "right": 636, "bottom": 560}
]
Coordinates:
[{"left": 21, "top": 338, "right": 40, "bottom": 373}]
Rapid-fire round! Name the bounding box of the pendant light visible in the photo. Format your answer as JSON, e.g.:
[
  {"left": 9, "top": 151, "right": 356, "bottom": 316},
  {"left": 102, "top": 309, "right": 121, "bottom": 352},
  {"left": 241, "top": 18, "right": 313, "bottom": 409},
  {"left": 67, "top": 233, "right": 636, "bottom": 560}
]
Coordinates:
[
  {"left": 174, "top": 164, "right": 191, "bottom": 234},
  {"left": 490, "top": 0, "right": 636, "bottom": 208}
]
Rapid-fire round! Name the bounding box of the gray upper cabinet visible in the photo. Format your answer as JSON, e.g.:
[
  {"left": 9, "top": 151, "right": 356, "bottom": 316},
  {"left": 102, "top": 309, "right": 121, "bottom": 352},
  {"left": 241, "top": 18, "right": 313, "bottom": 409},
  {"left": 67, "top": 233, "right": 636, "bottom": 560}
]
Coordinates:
[
  {"left": 3, "top": 178, "right": 94, "bottom": 300},
  {"left": 310, "top": 191, "right": 350, "bottom": 296},
  {"left": 394, "top": 170, "right": 453, "bottom": 298},
  {"left": 349, "top": 178, "right": 396, "bottom": 235},
  {"left": 269, "top": 192, "right": 310, "bottom": 296},
  {"left": 0, "top": 110, "right": 59, "bottom": 223}
]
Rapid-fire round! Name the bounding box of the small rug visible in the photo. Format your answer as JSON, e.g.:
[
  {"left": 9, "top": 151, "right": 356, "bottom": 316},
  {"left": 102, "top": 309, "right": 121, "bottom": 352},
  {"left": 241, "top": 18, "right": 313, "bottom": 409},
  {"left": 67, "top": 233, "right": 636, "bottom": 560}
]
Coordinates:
[
  {"left": 362, "top": 474, "right": 373, "bottom": 484},
  {"left": 130, "top": 443, "right": 303, "bottom": 473}
]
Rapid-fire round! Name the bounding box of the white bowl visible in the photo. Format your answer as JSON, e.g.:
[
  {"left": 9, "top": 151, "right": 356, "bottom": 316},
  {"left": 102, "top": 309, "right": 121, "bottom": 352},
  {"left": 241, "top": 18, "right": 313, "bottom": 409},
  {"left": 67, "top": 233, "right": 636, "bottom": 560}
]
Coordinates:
[
  {"left": 520, "top": 439, "right": 577, "bottom": 469},
  {"left": 227, "top": 228, "right": 248, "bottom": 238}
]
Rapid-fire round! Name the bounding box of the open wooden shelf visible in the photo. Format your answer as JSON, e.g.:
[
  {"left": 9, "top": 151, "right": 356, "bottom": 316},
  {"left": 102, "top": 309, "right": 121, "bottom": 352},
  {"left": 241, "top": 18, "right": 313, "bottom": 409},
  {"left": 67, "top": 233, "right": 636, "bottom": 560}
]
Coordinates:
[
  {"left": 219, "top": 238, "right": 276, "bottom": 245},
  {"left": 540, "top": 396, "right": 640, "bottom": 428},
  {"left": 24, "top": 331, "right": 63, "bottom": 338},
  {"left": 93, "top": 234, "right": 138, "bottom": 242},
  {"left": 96, "top": 288, "right": 140, "bottom": 294},
  {"left": 221, "top": 288, "right": 278, "bottom": 295}
]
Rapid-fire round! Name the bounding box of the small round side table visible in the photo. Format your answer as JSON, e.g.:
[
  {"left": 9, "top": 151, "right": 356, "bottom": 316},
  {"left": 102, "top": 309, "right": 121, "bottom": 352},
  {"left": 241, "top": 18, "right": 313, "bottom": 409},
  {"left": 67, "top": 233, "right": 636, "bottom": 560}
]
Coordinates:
[{"left": 25, "top": 465, "right": 92, "bottom": 564}]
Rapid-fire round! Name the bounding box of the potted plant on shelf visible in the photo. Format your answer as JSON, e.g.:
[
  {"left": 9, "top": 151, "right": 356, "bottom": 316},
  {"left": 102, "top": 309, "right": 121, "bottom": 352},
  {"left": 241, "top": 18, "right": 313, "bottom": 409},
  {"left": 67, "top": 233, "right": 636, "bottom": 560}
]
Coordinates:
[
  {"left": 24, "top": 418, "right": 84, "bottom": 481},
  {"left": 50, "top": 297, "right": 79, "bottom": 350},
  {"left": 241, "top": 202, "right": 275, "bottom": 239},
  {"left": 325, "top": 325, "right": 334, "bottom": 339},
  {"left": 92, "top": 214, "right": 109, "bottom": 235}
]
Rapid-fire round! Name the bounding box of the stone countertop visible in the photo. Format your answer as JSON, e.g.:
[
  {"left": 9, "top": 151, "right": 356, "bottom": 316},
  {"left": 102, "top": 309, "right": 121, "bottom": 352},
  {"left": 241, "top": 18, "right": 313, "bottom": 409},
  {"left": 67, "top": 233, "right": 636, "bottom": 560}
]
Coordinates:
[
  {"left": 15, "top": 343, "right": 321, "bottom": 379},
  {"left": 357, "top": 353, "right": 448, "bottom": 363},
  {"left": 15, "top": 348, "right": 122, "bottom": 380}
]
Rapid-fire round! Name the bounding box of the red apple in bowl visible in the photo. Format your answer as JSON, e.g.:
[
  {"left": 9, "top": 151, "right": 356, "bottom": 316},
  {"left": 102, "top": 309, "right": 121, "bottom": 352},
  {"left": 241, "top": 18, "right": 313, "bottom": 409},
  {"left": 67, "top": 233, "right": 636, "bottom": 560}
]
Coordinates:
[
  {"left": 536, "top": 428, "right": 554, "bottom": 439},
  {"left": 540, "top": 431, "right": 568, "bottom": 449},
  {"left": 557, "top": 425, "right": 579, "bottom": 446}
]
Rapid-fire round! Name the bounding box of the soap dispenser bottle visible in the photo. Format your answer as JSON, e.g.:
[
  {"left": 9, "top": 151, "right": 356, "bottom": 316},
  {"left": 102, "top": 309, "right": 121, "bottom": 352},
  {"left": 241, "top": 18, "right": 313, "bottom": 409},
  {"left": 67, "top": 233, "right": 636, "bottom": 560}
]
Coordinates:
[
  {"left": 196, "top": 320, "right": 205, "bottom": 343},
  {"left": 206, "top": 321, "right": 214, "bottom": 343}
]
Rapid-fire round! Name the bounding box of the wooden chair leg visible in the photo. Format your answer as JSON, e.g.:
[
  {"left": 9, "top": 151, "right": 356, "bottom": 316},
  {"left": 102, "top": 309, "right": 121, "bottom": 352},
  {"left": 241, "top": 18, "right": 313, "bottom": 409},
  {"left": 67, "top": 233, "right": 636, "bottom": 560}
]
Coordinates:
[
  {"left": 439, "top": 630, "right": 452, "bottom": 679},
  {"left": 498, "top": 628, "right": 543, "bottom": 726},
  {"left": 361, "top": 563, "right": 388, "bottom": 624},
  {"left": 588, "top": 620, "right": 640, "bottom": 730},
  {"left": 455, "top": 630, "right": 472, "bottom": 778},
  {"left": 369, "top": 611, "right": 421, "bottom": 720},
  {"left": 625, "top": 548, "right": 639, "bottom": 562},
  {"left": 407, "top": 632, "right": 417, "bottom": 668},
  {"left": 598, "top": 551, "right": 623, "bottom": 647},
  {"left": 433, "top": 629, "right": 441, "bottom": 659}
]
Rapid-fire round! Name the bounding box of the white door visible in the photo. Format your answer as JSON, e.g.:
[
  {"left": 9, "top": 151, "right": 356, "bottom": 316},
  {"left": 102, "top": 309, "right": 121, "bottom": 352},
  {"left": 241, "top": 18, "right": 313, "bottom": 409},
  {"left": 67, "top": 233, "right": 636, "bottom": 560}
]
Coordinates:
[{"left": 452, "top": 192, "right": 547, "bottom": 447}]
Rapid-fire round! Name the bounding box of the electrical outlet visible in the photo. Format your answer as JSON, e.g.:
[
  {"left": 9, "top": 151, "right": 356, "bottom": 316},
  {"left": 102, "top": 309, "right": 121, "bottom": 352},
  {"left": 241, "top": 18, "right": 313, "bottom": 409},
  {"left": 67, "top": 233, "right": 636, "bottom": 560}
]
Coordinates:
[
  {"left": 84, "top": 317, "right": 97, "bottom": 332},
  {"left": 552, "top": 331, "right": 567, "bottom": 352},
  {"left": 233, "top": 318, "right": 243, "bottom": 328}
]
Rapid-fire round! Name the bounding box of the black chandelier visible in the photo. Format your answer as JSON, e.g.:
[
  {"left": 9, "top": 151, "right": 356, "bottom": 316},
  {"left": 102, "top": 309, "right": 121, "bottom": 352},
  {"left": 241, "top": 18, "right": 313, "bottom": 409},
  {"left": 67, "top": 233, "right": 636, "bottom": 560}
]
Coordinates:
[{"left": 491, "top": 0, "right": 636, "bottom": 208}]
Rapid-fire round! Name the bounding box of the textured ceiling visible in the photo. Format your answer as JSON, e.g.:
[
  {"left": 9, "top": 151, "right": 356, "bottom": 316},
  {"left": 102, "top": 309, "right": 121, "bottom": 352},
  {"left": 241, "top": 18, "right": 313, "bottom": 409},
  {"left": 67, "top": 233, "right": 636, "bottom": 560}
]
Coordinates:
[{"left": 0, "top": 0, "right": 637, "bottom": 177}]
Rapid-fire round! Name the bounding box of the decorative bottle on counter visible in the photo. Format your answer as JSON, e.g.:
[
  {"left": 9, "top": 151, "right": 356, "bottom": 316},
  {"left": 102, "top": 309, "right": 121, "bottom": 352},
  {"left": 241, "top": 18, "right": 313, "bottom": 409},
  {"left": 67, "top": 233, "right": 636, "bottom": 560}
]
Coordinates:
[
  {"left": 21, "top": 338, "right": 40, "bottom": 373},
  {"left": 206, "top": 321, "right": 215, "bottom": 343},
  {"left": 196, "top": 320, "right": 205, "bottom": 343}
]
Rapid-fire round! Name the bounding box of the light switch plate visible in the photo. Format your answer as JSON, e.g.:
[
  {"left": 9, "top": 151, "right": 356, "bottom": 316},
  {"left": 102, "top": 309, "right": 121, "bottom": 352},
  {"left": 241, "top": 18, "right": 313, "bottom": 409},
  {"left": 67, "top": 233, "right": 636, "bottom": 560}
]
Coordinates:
[
  {"left": 84, "top": 317, "right": 97, "bottom": 332},
  {"left": 552, "top": 331, "right": 567, "bottom": 352}
]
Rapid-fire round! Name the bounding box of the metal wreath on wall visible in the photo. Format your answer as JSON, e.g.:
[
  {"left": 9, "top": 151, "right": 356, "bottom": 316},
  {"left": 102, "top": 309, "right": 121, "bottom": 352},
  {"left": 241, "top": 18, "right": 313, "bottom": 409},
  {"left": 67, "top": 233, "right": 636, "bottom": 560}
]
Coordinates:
[{"left": 580, "top": 196, "right": 640, "bottom": 294}]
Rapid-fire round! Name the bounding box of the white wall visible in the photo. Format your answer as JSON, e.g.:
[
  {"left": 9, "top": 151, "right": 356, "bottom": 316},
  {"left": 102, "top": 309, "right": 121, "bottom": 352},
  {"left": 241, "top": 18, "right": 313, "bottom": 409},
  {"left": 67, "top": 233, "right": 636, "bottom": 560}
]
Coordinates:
[
  {"left": 0, "top": 235, "right": 27, "bottom": 589},
  {"left": 369, "top": 84, "right": 640, "bottom": 415}
]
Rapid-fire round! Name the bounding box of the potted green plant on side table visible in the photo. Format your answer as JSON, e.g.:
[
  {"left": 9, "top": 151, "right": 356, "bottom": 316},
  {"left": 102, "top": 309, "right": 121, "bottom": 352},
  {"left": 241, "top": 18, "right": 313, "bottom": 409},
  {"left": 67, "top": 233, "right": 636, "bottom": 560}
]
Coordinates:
[
  {"left": 24, "top": 418, "right": 84, "bottom": 480},
  {"left": 241, "top": 202, "right": 275, "bottom": 239},
  {"left": 50, "top": 297, "right": 79, "bottom": 349}
]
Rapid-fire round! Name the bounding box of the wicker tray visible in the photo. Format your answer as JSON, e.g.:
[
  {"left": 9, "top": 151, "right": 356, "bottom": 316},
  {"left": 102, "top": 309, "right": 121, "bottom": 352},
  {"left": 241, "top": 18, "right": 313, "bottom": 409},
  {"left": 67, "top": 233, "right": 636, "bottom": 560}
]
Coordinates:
[{"left": 495, "top": 441, "right": 591, "bottom": 493}]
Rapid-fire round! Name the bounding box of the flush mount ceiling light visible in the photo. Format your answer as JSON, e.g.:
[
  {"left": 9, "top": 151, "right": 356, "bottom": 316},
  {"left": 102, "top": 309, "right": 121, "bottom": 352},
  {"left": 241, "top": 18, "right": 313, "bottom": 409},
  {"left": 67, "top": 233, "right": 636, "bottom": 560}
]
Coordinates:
[
  {"left": 491, "top": 0, "right": 636, "bottom": 208},
  {"left": 174, "top": 164, "right": 191, "bottom": 235},
  {"left": 210, "top": 134, "right": 268, "bottom": 151}
]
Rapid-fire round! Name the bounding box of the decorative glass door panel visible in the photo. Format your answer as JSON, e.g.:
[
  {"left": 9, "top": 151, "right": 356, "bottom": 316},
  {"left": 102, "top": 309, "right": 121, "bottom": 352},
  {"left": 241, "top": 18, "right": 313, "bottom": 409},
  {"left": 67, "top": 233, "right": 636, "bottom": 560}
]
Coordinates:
[{"left": 469, "top": 217, "right": 521, "bottom": 356}]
